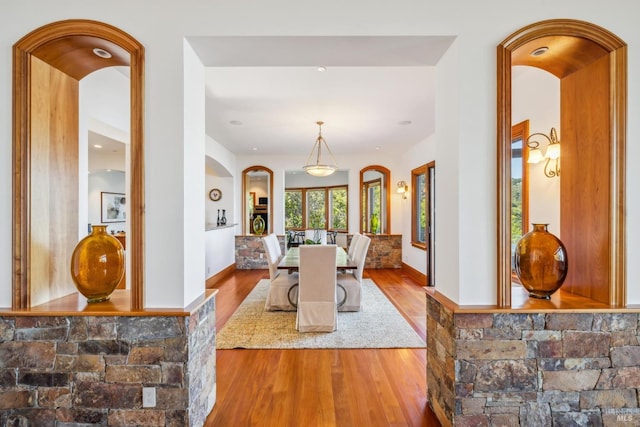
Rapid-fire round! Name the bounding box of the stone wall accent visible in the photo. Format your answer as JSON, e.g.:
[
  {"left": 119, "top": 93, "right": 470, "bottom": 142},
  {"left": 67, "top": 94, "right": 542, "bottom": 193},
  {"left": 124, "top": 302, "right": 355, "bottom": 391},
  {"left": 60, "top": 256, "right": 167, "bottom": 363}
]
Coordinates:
[
  {"left": 236, "top": 234, "right": 402, "bottom": 269},
  {"left": 361, "top": 234, "right": 402, "bottom": 269},
  {"left": 0, "top": 295, "right": 216, "bottom": 427},
  {"left": 426, "top": 292, "right": 640, "bottom": 426},
  {"left": 235, "top": 235, "right": 283, "bottom": 270}
]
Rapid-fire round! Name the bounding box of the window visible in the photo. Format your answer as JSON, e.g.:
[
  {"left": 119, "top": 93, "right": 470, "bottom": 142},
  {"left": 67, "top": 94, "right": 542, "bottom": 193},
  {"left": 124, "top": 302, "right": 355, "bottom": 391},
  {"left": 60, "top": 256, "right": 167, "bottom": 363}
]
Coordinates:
[
  {"left": 412, "top": 165, "right": 427, "bottom": 248},
  {"left": 362, "top": 178, "right": 381, "bottom": 233},
  {"left": 284, "top": 190, "right": 302, "bottom": 229},
  {"left": 285, "top": 185, "right": 348, "bottom": 231}
]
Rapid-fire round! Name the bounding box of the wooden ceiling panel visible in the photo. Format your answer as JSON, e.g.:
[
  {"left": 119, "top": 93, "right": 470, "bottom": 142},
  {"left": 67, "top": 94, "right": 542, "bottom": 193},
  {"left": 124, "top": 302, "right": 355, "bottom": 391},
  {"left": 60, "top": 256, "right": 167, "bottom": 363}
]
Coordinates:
[
  {"left": 32, "top": 35, "right": 129, "bottom": 80},
  {"left": 512, "top": 35, "right": 608, "bottom": 78}
]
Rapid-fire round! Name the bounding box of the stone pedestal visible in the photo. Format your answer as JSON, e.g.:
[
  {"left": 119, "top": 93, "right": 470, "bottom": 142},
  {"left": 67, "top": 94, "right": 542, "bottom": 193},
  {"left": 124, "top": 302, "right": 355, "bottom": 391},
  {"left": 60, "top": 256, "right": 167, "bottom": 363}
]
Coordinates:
[{"left": 426, "top": 290, "right": 640, "bottom": 426}]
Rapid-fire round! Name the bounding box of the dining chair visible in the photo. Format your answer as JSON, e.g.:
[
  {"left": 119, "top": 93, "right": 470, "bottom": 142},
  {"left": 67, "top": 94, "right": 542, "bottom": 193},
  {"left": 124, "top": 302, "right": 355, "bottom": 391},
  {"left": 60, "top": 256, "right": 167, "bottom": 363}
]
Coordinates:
[
  {"left": 337, "top": 234, "right": 371, "bottom": 311},
  {"left": 347, "top": 233, "right": 361, "bottom": 259},
  {"left": 262, "top": 236, "right": 297, "bottom": 311},
  {"left": 296, "top": 245, "right": 338, "bottom": 332}
]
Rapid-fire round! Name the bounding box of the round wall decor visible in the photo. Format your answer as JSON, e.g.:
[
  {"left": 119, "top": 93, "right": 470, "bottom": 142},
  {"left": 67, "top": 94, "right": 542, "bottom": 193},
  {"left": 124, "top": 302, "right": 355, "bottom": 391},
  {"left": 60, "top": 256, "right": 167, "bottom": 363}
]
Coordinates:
[{"left": 209, "top": 188, "right": 222, "bottom": 201}]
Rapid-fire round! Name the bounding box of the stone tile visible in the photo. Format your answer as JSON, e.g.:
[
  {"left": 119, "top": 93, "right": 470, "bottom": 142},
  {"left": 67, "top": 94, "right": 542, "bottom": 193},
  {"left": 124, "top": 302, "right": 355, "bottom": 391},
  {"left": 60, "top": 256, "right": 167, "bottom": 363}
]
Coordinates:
[
  {"left": 489, "top": 413, "right": 519, "bottom": 427},
  {"left": 542, "top": 370, "right": 600, "bottom": 391},
  {"left": 55, "top": 407, "right": 108, "bottom": 424},
  {"left": 0, "top": 318, "right": 15, "bottom": 340},
  {"left": 519, "top": 402, "right": 552, "bottom": 427},
  {"left": 552, "top": 410, "right": 603, "bottom": 426},
  {"left": 474, "top": 359, "right": 538, "bottom": 392},
  {"left": 37, "top": 387, "right": 72, "bottom": 408},
  {"left": 455, "top": 314, "right": 493, "bottom": 329},
  {"left": 545, "top": 313, "right": 593, "bottom": 331},
  {"left": 611, "top": 346, "right": 640, "bottom": 367},
  {"left": 156, "top": 387, "right": 188, "bottom": 410},
  {"left": 18, "top": 371, "right": 70, "bottom": 387},
  {"left": 105, "top": 365, "right": 162, "bottom": 383},
  {"left": 599, "top": 313, "right": 639, "bottom": 332},
  {"left": 3, "top": 409, "right": 57, "bottom": 427},
  {"left": 161, "top": 362, "right": 184, "bottom": 385},
  {"left": 611, "top": 367, "right": 640, "bottom": 389},
  {"left": 56, "top": 342, "right": 78, "bottom": 355},
  {"left": 16, "top": 326, "right": 68, "bottom": 341},
  {"left": 456, "top": 340, "right": 527, "bottom": 360},
  {"left": 78, "top": 340, "right": 129, "bottom": 355},
  {"left": 0, "top": 342, "right": 56, "bottom": 369},
  {"left": 73, "top": 381, "right": 141, "bottom": 408},
  {"left": 563, "top": 331, "right": 610, "bottom": 358},
  {"left": 0, "top": 368, "right": 17, "bottom": 386},
  {"left": 580, "top": 389, "right": 638, "bottom": 409},
  {"left": 118, "top": 317, "right": 185, "bottom": 341},
  {"left": 0, "top": 390, "right": 34, "bottom": 409},
  {"left": 455, "top": 414, "right": 490, "bottom": 426},
  {"left": 108, "top": 409, "right": 166, "bottom": 426},
  {"left": 128, "top": 346, "right": 165, "bottom": 365}
]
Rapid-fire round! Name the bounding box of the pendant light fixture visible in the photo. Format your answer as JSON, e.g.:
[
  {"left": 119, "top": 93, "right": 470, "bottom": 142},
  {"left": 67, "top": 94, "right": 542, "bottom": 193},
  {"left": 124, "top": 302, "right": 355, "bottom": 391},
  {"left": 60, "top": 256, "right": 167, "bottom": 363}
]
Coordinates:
[{"left": 303, "top": 121, "right": 338, "bottom": 177}]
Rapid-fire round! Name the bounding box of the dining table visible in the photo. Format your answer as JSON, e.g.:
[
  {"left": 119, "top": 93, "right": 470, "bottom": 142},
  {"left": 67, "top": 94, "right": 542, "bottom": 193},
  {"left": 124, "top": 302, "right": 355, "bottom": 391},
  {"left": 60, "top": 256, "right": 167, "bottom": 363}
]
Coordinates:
[
  {"left": 277, "top": 245, "right": 356, "bottom": 271},
  {"left": 277, "top": 245, "right": 355, "bottom": 308}
]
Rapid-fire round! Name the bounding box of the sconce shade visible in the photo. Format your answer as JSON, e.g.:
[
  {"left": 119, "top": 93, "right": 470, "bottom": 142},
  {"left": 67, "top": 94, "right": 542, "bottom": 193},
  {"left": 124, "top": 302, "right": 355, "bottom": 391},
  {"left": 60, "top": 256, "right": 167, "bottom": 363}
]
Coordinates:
[
  {"left": 527, "top": 148, "right": 544, "bottom": 164},
  {"left": 397, "top": 181, "right": 408, "bottom": 199},
  {"left": 303, "top": 121, "right": 338, "bottom": 177},
  {"left": 545, "top": 143, "right": 561, "bottom": 159}
]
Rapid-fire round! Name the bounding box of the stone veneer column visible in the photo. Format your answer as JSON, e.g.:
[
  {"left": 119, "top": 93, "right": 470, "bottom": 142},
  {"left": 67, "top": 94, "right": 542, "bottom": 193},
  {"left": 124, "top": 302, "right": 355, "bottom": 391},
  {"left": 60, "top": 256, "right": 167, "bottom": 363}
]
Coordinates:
[
  {"left": 426, "top": 291, "right": 640, "bottom": 426},
  {"left": 0, "top": 294, "right": 216, "bottom": 426}
]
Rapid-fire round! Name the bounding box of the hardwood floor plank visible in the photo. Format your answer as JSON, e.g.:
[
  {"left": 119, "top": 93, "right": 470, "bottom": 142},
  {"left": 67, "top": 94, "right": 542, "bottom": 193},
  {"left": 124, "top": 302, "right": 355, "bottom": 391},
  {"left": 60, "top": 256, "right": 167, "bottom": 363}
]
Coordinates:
[{"left": 205, "top": 268, "right": 441, "bottom": 426}]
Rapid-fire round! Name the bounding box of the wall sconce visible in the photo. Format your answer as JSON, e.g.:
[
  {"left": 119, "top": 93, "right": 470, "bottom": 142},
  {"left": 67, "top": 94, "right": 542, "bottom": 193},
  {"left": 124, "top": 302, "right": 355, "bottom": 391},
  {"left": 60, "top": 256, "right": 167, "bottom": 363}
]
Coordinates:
[
  {"left": 397, "top": 181, "right": 408, "bottom": 199},
  {"left": 526, "top": 127, "right": 560, "bottom": 178}
]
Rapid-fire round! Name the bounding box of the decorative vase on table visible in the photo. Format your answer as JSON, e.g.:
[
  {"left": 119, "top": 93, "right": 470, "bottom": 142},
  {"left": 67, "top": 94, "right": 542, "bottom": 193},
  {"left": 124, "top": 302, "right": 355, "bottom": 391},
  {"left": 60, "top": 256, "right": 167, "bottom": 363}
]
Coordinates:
[
  {"left": 70, "top": 225, "right": 125, "bottom": 303},
  {"left": 514, "top": 223, "right": 568, "bottom": 299},
  {"left": 253, "top": 215, "right": 265, "bottom": 235}
]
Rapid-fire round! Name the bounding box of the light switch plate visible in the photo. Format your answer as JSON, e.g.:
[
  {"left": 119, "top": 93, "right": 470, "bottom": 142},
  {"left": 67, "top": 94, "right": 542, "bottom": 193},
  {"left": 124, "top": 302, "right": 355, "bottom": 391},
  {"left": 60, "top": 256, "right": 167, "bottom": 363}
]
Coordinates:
[{"left": 142, "top": 387, "right": 156, "bottom": 407}]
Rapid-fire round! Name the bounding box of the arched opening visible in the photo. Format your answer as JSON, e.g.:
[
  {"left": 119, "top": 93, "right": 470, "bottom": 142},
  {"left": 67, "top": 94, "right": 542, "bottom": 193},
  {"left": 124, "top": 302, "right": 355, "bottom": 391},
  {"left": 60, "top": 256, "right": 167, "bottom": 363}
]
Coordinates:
[
  {"left": 497, "top": 19, "right": 626, "bottom": 307},
  {"left": 13, "top": 19, "right": 145, "bottom": 309}
]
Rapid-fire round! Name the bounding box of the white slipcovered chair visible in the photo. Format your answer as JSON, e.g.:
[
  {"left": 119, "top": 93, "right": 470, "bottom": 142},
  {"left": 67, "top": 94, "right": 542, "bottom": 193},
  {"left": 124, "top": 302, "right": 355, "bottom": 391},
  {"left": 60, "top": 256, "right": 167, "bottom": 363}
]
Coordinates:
[
  {"left": 296, "top": 245, "right": 338, "bottom": 332},
  {"left": 263, "top": 234, "right": 297, "bottom": 311},
  {"left": 347, "top": 233, "right": 361, "bottom": 259},
  {"left": 304, "top": 229, "right": 327, "bottom": 245},
  {"left": 337, "top": 234, "right": 371, "bottom": 312}
]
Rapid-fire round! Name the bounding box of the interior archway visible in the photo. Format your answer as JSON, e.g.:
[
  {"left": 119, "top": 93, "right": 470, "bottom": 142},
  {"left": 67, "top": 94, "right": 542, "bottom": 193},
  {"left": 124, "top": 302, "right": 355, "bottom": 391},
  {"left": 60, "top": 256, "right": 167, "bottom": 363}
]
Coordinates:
[
  {"left": 497, "top": 19, "right": 626, "bottom": 307},
  {"left": 13, "top": 19, "right": 145, "bottom": 309}
]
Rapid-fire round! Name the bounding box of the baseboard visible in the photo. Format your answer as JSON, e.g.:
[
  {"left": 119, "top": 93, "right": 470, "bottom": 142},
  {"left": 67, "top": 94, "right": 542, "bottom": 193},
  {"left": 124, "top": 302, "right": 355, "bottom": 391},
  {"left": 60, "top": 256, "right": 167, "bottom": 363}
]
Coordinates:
[
  {"left": 402, "top": 262, "right": 426, "bottom": 286},
  {"left": 206, "top": 264, "right": 236, "bottom": 288}
]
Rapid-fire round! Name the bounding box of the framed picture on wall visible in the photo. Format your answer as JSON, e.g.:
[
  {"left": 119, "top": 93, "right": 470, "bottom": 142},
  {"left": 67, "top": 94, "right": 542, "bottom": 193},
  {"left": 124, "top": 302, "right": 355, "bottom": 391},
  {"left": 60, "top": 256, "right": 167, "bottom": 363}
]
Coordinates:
[{"left": 101, "top": 192, "right": 126, "bottom": 223}]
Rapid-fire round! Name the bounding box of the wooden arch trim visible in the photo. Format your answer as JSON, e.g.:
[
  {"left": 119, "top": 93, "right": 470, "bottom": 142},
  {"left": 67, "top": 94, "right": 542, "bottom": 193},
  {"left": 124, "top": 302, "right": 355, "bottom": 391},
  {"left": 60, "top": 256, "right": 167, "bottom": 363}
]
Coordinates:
[
  {"left": 13, "top": 19, "right": 145, "bottom": 309},
  {"left": 242, "top": 166, "right": 274, "bottom": 236},
  {"left": 497, "top": 19, "right": 626, "bottom": 307},
  {"left": 359, "top": 165, "right": 391, "bottom": 234}
]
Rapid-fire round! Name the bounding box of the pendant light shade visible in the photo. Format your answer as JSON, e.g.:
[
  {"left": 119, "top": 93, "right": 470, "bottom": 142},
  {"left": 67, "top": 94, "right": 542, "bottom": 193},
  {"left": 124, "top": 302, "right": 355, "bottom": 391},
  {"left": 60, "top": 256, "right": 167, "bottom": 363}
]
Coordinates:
[{"left": 303, "top": 121, "right": 338, "bottom": 177}]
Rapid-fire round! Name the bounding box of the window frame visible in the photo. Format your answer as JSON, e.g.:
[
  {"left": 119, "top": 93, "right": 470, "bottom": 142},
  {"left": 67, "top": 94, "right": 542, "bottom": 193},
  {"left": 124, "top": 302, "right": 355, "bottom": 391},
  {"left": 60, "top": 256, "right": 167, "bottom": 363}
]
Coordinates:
[
  {"left": 411, "top": 164, "right": 428, "bottom": 250},
  {"left": 285, "top": 184, "right": 348, "bottom": 232}
]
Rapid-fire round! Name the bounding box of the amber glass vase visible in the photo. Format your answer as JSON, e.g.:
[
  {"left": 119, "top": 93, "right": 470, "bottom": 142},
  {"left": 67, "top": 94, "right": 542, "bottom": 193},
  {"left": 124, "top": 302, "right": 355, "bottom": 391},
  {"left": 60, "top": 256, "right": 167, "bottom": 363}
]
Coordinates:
[
  {"left": 70, "top": 225, "right": 125, "bottom": 303},
  {"left": 514, "top": 223, "right": 568, "bottom": 299}
]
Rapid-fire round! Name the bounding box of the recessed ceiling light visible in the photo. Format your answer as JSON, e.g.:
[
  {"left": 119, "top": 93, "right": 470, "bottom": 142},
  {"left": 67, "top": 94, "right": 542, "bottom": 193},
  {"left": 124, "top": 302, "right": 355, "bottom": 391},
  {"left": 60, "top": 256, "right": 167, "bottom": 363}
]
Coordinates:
[
  {"left": 531, "top": 46, "right": 549, "bottom": 57},
  {"left": 229, "top": 120, "right": 243, "bottom": 126},
  {"left": 317, "top": 66, "right": 327, "bottom": 72},
  {"left": 93, "top": 144, "right": 103, "bottom": 149},
  {"left": 252, "top": 147, "right": 258, "bottom": 151},
  {"left": 375, "top": 146, "right": 381, "bottom": 150},
  {"left": 92, "top": 48, "right": 112, "bottom": 59},
  {"left": 398, "top": 120, "right": 412, "bottom": 126}
]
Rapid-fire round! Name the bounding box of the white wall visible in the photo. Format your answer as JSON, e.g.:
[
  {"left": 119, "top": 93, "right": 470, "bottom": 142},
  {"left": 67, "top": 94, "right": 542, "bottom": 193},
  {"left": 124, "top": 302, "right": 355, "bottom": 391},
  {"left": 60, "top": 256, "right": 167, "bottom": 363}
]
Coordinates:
[
  {"left": 1, "top": 1, "right": 639, "bottom": 307},
  {"left": 512, "top": 66, "right": 561, "bottom": 236}
]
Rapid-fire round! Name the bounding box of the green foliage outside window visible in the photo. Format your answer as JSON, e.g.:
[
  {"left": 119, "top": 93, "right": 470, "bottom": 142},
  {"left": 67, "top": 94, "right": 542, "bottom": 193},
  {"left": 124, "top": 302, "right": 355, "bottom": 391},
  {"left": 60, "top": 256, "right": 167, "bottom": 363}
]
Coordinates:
[
  {"left": 307, "top": 189, "right": 326, "bottom": 229},
  {"left": 285, "top": 190, "right": 302, "bottom": 229},
  {"left": 511, "top": 178, "right": 523, "bottom": 244}
]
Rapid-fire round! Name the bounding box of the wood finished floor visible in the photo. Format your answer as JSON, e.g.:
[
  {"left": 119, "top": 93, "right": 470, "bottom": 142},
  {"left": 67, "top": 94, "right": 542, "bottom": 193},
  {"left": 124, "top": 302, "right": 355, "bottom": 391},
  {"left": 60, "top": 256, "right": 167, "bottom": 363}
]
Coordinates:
[{"left": 205, "top": 268, "right": 441, "bottom": 427}]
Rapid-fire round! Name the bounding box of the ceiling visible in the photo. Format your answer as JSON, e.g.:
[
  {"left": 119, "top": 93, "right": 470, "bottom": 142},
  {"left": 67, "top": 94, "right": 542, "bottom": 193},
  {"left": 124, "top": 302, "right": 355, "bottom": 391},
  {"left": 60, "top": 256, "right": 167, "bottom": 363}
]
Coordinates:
[{"left": 187, "top": 36, "right": 455, "bottom": 157}]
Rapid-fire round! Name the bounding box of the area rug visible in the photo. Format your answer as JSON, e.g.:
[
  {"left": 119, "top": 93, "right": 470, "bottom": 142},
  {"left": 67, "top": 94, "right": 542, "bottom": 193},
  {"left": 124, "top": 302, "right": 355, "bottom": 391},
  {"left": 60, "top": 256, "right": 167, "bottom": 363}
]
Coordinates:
[{"left": 216, "top": 279, "right": 425, "bottom": 349}]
